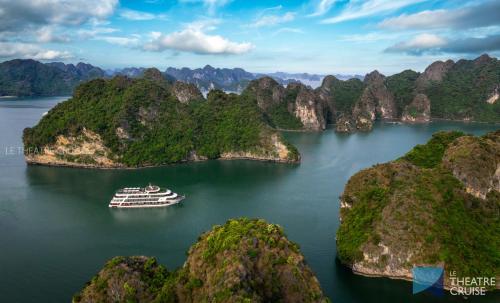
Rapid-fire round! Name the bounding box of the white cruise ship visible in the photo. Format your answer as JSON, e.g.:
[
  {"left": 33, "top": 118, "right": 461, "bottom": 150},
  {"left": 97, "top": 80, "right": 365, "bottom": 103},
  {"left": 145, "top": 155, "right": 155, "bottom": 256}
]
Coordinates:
[{"left": 109, "top": 184, "right": 185, "bottom": 208}]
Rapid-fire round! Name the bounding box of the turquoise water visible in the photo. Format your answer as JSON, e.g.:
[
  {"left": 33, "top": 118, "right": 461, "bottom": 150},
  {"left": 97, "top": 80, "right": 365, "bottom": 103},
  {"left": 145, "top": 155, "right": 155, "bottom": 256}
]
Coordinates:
[{"left": 0, "top": 97, "right": 498, "bottom": 302}]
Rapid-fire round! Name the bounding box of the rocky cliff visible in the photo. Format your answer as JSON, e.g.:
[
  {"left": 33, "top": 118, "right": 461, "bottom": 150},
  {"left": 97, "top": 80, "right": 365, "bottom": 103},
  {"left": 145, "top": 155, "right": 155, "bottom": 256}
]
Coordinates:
[
  {"left": 23, "top": 71, "right": 300, "bottom": 168},
  {"left": 243, "top": 77, "right": 326, "bottom": 131},
  {"left": 73, "top": 218, "right": 328, "bottom": 303},
  {"left": 401, "top": 94, "right": 431, "bottom": 122},
  {"left": 171, "top": 81, "right": 204, "bottom": 104},
  {"left": 336, "top": 131, "right": 500, "bottom": 288},
  {"left": 301, "top": 55, "right": 500, "bottom": 132}
]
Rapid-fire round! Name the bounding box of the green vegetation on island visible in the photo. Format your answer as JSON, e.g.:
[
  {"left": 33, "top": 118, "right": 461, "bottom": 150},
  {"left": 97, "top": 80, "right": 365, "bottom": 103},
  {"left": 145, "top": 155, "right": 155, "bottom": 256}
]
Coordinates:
[
  {"left": 426, "top": 56, "right": 500, "bottom": 122},
  {"left": 73, "top": 218, "right": 328, "bottom": 303},
  {"left": 337, "top": 130, "right": 500, "bottom": 286},
  {"left": 23, "top": 71, "right": 299, "bottom": 167},
  {"left": 385, "top": 69, "right": 419, "bottom": 116}
]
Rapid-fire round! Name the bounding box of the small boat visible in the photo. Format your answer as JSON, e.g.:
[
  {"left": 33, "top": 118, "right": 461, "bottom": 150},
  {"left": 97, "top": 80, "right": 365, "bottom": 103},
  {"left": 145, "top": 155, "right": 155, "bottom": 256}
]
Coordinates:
[{"left": 109, "top": 184, "right": 185, "bottom": 208}]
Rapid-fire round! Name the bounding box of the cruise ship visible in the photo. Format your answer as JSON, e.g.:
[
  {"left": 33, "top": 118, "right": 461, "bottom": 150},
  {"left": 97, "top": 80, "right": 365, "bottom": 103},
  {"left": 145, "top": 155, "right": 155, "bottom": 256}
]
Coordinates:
[{"left": 109, "top": 184, "right": 185, "bottom": 208}]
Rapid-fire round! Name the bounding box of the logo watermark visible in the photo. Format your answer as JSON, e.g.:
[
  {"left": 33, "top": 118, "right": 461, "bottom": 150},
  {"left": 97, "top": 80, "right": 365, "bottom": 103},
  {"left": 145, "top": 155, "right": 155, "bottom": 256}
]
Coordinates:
[
  {"left": 1, "top": 146, "right": 60, "bottom": 157},
  {"left": 413, "top": 267, "right": 444, "bottom": 296},
  {"left": 412, "top": 266, "right": 496, "bottom": 297},
  {"left": 449, "top": 270, "right": 496, "bottom": 296}
]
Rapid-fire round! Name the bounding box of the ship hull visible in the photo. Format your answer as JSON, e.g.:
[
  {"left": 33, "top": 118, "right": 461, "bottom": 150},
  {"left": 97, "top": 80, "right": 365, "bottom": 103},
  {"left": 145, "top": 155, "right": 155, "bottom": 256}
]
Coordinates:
[{"left": 109, "top": 197, "right": 185, "bottom": 208}]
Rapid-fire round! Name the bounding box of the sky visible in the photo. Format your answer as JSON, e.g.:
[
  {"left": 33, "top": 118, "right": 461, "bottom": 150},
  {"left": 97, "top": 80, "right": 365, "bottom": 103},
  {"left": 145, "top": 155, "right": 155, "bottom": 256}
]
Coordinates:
[{"left": 0, "top": 0, "right": 499, "bottom": 75}]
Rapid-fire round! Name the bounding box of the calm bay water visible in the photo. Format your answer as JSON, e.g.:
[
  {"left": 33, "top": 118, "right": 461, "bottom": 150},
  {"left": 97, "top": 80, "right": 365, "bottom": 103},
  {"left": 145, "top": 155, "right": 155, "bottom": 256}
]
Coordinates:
[{"left": 0, "top": 97, "right": 499, "bottom": 303}]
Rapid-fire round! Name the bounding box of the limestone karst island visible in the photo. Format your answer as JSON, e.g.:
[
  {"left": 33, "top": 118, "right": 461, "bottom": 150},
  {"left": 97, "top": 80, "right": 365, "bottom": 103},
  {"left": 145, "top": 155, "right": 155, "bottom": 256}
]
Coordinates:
[{"left": 0, "top": 0, "right": 499, "bottom": 302}]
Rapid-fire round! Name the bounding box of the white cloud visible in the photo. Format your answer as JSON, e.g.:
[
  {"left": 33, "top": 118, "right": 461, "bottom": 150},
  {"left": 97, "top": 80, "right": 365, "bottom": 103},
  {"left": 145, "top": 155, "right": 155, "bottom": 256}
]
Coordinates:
[
  {"left": 386, "top": 33, "right": 500, "bottom": 55},
  {"left": 378, "top": 1, "right": 500, "bottom": 30},
  {"left": 252, "top": 12, "right": 296, "bottom": 28},
  {"left": 143, "top": 24, "right": 253, "bottom": 55},
  {"left": 94, "top": 36, "right": 140, "bottom": 47},
  {"left": 385, "top": 33, "right": 447, "bottom": 54},
  {"left": 77, "top": 27, "right": 119, "bottom": 39},
  {"left": 321, "top": 0, "right": 426, "bottom": 24},
  {"left": 340, "top": 32, "right": 403, "bottom": 43},
  {"left": 309, "top": 0, "right": 337, "bottom": 17},
  {"left": 0, "top": 42, "right": 72, "bottom": 60},
  {"left": 185, "top": 19, "right": 221, "bottom": 31},
  {"left": 119, "top": 9, "right": 167, "bottom": 21},
  {"left": 0, "top": 0, "right": 118, "bottom": 31},
  {"left": 36, "top": 26, "right": 70, "bottom": 43}
]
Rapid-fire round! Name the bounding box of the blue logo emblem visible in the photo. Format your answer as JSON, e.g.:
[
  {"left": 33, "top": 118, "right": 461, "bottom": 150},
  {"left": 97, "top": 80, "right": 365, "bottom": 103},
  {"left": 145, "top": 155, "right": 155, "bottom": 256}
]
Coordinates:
[{"left": 413, "top": 266, "right": 444, "bottom": 296}]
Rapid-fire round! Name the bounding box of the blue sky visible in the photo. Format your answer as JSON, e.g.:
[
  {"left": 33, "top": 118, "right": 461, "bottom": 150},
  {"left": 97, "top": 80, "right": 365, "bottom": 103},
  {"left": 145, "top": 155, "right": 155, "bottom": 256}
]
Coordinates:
[{"left": 0, "top": 0, "right": 499, "bottom": 74}]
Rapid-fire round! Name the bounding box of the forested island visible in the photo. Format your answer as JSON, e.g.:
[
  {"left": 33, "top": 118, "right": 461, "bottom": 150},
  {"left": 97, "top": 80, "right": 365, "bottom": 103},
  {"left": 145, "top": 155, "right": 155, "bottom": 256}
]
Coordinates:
[
  {"left": 73, "top": 218, "right": 328, "bottom": 303},
  {"left": 336, "top": 130, "right": 500, "bottom": 288},
  {"left": 23, "top": 69, "right": 299, "bottom": 168}
]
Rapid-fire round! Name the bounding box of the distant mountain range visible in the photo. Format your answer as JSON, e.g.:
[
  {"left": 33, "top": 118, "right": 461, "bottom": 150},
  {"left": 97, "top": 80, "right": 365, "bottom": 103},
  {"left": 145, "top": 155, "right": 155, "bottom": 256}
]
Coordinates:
[
  {"left": 0, "top": 59, "right": 359, "bottom": 97},
  {"left": 0, "top": 59, "right": 106, "bottom": 97}
]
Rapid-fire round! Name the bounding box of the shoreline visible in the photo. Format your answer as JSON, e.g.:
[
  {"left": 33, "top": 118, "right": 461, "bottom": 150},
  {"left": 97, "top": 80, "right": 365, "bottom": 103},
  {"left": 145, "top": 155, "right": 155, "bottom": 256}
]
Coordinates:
[
  {"left": 25, "top": 154, "right": 300, "bottom": 170},
  {"left": 351, "top": 267, "right": 500, "bottom": 291},
  {"left": 277, "top": 119, "right": 500, "bottom": 133}
]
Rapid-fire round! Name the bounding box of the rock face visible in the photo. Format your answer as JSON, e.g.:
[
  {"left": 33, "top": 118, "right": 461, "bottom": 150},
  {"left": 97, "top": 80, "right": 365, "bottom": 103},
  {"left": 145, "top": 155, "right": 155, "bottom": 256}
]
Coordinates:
[
  {"left": 442, "top": 132, "right": 500, "bottom": 199},
  {"left": 290, "top": 83, "right": 326, "bottom": 130},
  {"left": 401, "top": 94, "right": 431, "bottom": 122},
  {"left": 143, "top": 68, "right": 168, "bottom": 84},
  {"left": 337, "top": 131, "right": 500, "bottom": 289},
  {"left": 316, "top": 70, "right": 407, "bottom": 132},
  {"left": 74, "top": 218, "right": 328, "bottom": 303},
  {"left": 220, "top": 133, "right": 300, "bottom": 163},
  {"left": 171, "top": 81, "right": 204, "bottom": 104},
  {"left": 486, "top": 85, "right": 499, "bottom": 104},
  {"left": 73, "top": 256, "right": 167, "bottom": 303},
  {"left": 355, "top": 71, "right": 397, "bottom": 128},
  {"left": 25, "top": 128, "right": 122, "bottom": 168},
  {"left": 243, "top": 78, "right": 326, "bottom": 131},
  {"left": 367, "top": 74, "right": 397, "bottom": 120},
  {"left": 334, "top": 115, "right": 355, "bottom": 133},
  {"left": 23, "top": 75, "right": 300, "bottom": 168},
  {"left": 415, "top": 59, "right": 454, "bottom": 89},
  {"left": 242, "top": 76, "right": 285, "bottom": 111}
]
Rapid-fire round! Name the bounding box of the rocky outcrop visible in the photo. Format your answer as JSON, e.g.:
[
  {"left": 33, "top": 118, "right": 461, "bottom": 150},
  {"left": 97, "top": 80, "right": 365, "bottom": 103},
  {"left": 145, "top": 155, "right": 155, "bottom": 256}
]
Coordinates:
[
  {"left": 442, "top": 132, "right": 500, "bottom": 199},
  {"left": 334, "top": 115, "right": 355, "bottom": 133},
  {"left": 73, "top": 256, "right": 166, "bottom": 303},
  {"left": 349, "top": 71, "right": 397, "bottom": 131},
  {"left": 220, "top": 133, "right": 300, "bottom": 163},
  {"left": 142, "top": 68, "right": 167, "bottom": 84},
  {"left": 74, "top": 218, "right": 328, "bottom": 303},
  {"left": 363, "top": 71, "right": 397, "bottom": 120},
  {"left": 337, "top": 131, "right": 500, "bottom": 289},
  {"left": 25, "top": 128, "right": 123, "bottom": 168},
  {"left": 416, "top": 59, "right": 454, "bottom": 89},
  {"left": 289, "top": 83, "right": 326, "bottom": 130},
  {"left": 486, "top": 85, "right": 499, "bottom": 104},
  {"left": 172, "top": 81, "right": 204, "bottom": 104},
  {"left": 243, "top": 78, "right": 326, "bottom": 131},
  {"left": 338, "top": 161, "right": 433, "bottom": 281},
  {"left": 401, "top": 93, "right": 431, "bottom": 122},
  {"left": 244, "top": 77, "right": 285, "bottom": 111},
  {"left": 474, "top": 53, "right": 494, "bottom": 67},
  {"left": 315, "top": 75, "right": 337, "bottom": 118}
]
